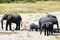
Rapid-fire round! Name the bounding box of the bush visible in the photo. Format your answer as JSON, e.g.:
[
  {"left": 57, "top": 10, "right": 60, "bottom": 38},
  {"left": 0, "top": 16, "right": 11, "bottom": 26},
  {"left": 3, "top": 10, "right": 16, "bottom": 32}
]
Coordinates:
[
  {"left": 0, "top": 0, "right": 12, "bottom": 3},
  {"left": 0, "top": 0, "right": 22, "bottom": 3},
  {"left": 37, "top": 0, "right": 42, "bottom": 1},
  {"left": 0, "top": 0, "right": 60, "bottom": 3},
  {"left": 24, "top": 0, "right": 36, "bottom": 3}
]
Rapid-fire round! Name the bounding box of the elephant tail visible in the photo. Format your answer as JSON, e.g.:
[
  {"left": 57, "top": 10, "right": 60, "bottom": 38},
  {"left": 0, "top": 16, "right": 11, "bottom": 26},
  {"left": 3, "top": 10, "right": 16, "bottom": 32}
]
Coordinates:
[
  {"left": 1, "top": 19, "right": 3, "bottom": 30},
  {"left": 20, "top": 21, "right": 23, "bottom": 27},
  {"left": 40, "top": 26, "right": 43, "bottom": 35}
]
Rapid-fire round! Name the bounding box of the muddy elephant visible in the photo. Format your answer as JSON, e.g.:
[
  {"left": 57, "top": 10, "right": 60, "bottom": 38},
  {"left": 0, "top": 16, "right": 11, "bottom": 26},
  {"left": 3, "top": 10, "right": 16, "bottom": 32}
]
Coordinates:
[
  {"left": 40, "top": 22, "right": 53, "bottom": 36},
  {"left": 1, "top": 14, "right": 22, "bottom": 30},
  {"left": 39, "top": 14, "right": 59, "bottom": 33},
  {"left": 29, "top": 23, "right": 39, "bottom": 31}
]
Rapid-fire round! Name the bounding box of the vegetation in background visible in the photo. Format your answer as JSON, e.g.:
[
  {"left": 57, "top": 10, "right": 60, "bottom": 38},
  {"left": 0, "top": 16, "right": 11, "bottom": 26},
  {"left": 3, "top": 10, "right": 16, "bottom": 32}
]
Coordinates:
[
  {"left": 0, "top": 0, "right": 60, "bottom": 3},
  {"left": 0, "top": 1, "right": 60, "bottom": 14},
  {"left": 0, "top": 0, "right": 60, "bottom": 14}
]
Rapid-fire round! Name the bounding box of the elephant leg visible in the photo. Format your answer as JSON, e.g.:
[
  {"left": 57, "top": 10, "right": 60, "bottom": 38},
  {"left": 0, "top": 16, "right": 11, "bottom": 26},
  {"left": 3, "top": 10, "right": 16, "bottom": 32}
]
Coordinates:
[
  {"left": 44, "top": 28, "right": 46, "bottom": 36},
  {"left": 6, "top": 21, "right": 9, "bottom": 31},
  {"left": 30, "top": 29, "right": 33, "bottom": 31},
  {"left": 32, "top": 29, "right": 33, "bottom": 31},
  {"left": 51, "top": 28, "right": 53, "bottom": 35},
  {"left": 48, "top": 30, "right": 50, "bottom": 36},
  {"left": 47, "top": 29, "right": 49, "bottom": 36},
  {"left": 39, "top": 22, "right": 41, "bottom": 31},
  {"left": 15, "top": 22, "right": 20, "bottom": 30},
  {"left": 17, "top": 22, "right": 20, "bottom": 30},
  {"left": 35, "top": 28, "right": 38, "bottom": 31},
  {"left": 9, "top": 23, "right": 12, "bottom": 30}
]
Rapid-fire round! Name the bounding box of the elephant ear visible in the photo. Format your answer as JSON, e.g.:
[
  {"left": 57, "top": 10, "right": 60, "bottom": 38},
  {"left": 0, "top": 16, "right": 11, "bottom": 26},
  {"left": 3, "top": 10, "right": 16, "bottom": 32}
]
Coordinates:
[
  {"left": 41, "top": 23, "right": 45, "bottom": 29},
  {"left": 51, "top": 18, "right": 57, "bottom": 23},
  {"left": 2, "top": 14, "right": 9, "bottom": 20}
]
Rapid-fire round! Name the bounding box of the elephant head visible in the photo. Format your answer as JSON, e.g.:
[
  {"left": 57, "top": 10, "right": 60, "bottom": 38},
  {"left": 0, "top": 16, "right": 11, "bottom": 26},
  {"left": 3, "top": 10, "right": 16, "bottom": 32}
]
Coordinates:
[
  {"left": 40, "top": 23, "right": 46, "bottom": 34},
  {"left": 1, "top": 14, "right": 9, "bottom": 29},
  {"left": 50, "top": 18, "right": 59, "bottom": 32},
  {"left": 47, "top": 15, "right": 59, "bottom": 32}
]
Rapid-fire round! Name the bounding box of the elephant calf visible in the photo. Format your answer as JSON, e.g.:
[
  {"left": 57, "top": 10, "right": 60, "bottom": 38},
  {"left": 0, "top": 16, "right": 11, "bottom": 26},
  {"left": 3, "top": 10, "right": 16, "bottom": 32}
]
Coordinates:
[
  {"left": 40, "top": 22, "right": 53, "bottom": 36},
  {"left": 29, "top": 23, "right": 39, "bottom": 31}
]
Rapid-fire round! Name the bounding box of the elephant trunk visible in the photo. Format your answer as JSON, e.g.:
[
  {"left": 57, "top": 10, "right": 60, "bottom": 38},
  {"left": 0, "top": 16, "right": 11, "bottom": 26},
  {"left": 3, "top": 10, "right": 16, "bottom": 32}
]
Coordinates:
[
  {"left": 40, "top": 26, "right": 43, "bottom": 35},
  {"left": 1, "top": 19, "right": 3, "bottom": 30},
  {"left": 40, "top": 29, "right": 42, "bottom": 35},
  {"left": 57, "top": 21, "right": 59, "bottom": 32}
]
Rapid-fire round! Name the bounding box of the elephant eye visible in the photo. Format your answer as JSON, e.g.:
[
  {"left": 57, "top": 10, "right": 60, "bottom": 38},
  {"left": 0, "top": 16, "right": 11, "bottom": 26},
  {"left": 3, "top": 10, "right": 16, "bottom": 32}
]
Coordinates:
[{"left": 51, "top": 20, "right": 53, "bottom": 21}]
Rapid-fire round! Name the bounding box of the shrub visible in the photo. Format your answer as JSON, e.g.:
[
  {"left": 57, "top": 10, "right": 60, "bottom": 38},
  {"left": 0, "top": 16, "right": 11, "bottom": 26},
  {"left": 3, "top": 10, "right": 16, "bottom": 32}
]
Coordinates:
[
  {"left": 0, "top": 0, "right": 12, "bottom": 3},
  {"left": 24, "top": 0, "right": 36, "bottom": 3}
]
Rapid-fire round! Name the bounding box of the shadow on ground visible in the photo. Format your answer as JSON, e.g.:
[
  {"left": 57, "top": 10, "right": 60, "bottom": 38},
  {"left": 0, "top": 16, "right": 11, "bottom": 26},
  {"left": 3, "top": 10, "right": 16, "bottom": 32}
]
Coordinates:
[
  {"left": 52, "top": 28, "right": 60, "bottom": 36},
  {"left": 0, "top": 31, "right": 17, "bottom": 34}
]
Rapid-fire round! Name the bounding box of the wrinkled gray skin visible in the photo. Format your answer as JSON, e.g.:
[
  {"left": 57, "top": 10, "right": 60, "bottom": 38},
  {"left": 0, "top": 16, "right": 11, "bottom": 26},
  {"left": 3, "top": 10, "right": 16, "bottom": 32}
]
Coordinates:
[
  {"left": 40, "top": 22, "right": 53, "bottom": 36},
  {"left": 1, "top": 14, "right": 22, "bottom": 30},
  {"left": 29, "top": 23, "right": 39, "bottom": 31},
  {"left": 39, "top": 15, "right": 59, "bottom": 34}
]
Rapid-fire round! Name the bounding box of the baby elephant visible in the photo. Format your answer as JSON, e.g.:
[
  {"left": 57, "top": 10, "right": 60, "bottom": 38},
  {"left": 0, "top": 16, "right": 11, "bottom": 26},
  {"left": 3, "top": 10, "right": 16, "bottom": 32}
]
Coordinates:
[
  {"left": 29, "top": 23, "right": 39, "bottom": 31},
  {"left": 40, "top": 22, "right": 53, "bottom": 36}
]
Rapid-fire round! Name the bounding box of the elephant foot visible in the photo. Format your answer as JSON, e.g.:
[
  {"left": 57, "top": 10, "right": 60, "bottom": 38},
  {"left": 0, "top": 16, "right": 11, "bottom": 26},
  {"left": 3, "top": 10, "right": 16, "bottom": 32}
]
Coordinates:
[
  {"left": 9, "top": 29, "right": 12, "bottom": 31},
  {"left": 47, "top": 34, "right": 49, "bottom": 36},
  {"left": 6, "top": 29, "right": 8, "bottom": 31},
  {"left": 11, "top": 30, "right": 15, "bottom": 31},
  {"left": 15, "top": 27, "right": 20, "bottom": 30},
  {"left": 9, "top": 28, "right": 12, "bottom": 30},
  {"left": 51, "top": 33, "right": 53, "bottom": 35},
  {"left": 35, "top": 29, "right": 38, "bottom": 31},
  {"left": 44, "top": 34, "right": 46, "bottom": 36},
  {"left": 44, "top": 32, "right": 46, "bottom": 36},
  {"left": 17, "top": 29, "right": 20, "bottom": 30},
  {"left": 15, "top": 29, "right": 17, "bottom": 30},
  {"left": 15, "top": 29, "right": 20, "bottom": 30},
  {"left": 58, "top": 31, "right": 59, "bottom": 33},
  {"left": 47, "top": 35, "right": 49, "bottom": 36}
]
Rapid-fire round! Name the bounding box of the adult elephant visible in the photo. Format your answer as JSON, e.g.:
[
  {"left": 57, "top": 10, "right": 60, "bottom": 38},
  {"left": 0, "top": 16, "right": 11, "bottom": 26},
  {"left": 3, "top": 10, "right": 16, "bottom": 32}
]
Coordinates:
[
  {"left": 39, "top": 14, "right": 59, "bottom": 33},
  {"left": 1, "top": 14, "right": 22, "bottom": 30}
]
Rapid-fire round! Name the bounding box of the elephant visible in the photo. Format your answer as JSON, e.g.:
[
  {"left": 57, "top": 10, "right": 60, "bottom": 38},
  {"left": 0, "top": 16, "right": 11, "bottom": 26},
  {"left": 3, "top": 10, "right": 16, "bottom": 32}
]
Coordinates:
[
  {"left": 29, "top": 23, "right": 39, "bottom": 31},
  {"left": 39, "top": 14, "right": 59, "bottom": 34},
  {"left": 1, "top": 14, "right": 22, "bottom": 31},
  {"left": 40, "top": 22, "right": 53, "bottom": 36}
]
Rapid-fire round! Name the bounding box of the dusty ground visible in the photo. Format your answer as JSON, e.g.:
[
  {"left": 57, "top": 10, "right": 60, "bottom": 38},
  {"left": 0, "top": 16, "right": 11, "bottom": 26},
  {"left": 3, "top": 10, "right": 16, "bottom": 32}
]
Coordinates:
[{"left": 0, "top": 12, "right": 60, "bottom": 40}]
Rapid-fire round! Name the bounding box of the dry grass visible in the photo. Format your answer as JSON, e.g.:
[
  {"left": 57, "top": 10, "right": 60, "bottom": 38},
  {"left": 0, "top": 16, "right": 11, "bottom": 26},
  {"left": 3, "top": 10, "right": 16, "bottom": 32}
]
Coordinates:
[
  {"left": 0, "top": 1, "right": 60, "bottom": 14},
  {"left": 55, "top": 37, "right": 60, "bottom": 40}
]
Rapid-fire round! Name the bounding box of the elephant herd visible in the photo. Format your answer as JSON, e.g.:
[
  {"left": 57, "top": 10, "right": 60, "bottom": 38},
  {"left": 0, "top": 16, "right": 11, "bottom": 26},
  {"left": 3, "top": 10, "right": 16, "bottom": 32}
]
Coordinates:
[{"left": 1, "top": 14, "right": 59, "bottom": 36}]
